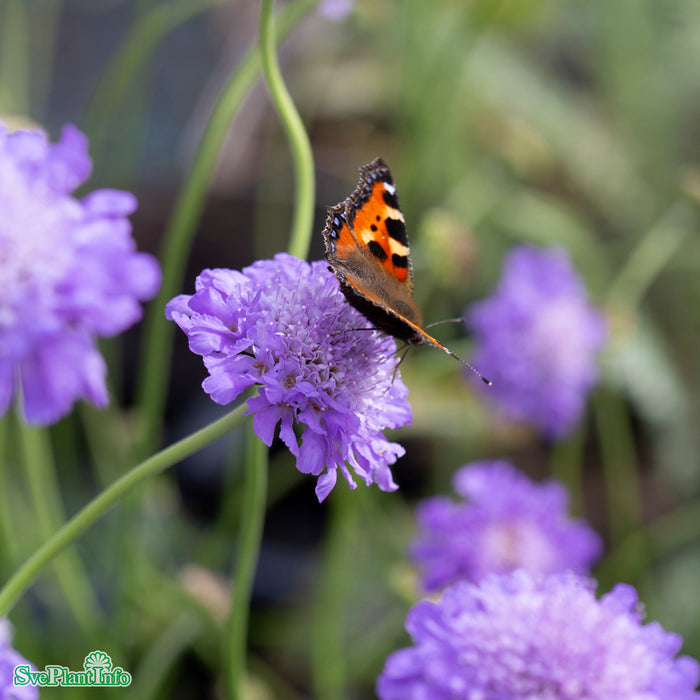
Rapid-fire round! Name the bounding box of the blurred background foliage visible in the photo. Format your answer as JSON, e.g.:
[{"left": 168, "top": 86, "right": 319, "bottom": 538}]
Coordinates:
[{"left": 1, "top": 0, "right": 700, "bottom": 697}]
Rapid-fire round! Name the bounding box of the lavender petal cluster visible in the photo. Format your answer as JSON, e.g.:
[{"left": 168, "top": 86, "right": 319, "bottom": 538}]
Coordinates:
[
  {"left": 166, "top": 253, "right": 411, "bottom": 501},
  {"left": 0, "top": 618, "right": 38, "bottom": 700},
  {"left": 411, "top": 460, "right": 601, "bottom": 591},
  {"left": 0, "top": 122, "right": 161, "bottom": 425},
  {"left": 377, "top": 571, "right": 700, "bottom": 700},
  {"left": 466, "top": 246, "right": 606, "bottom": 438}
]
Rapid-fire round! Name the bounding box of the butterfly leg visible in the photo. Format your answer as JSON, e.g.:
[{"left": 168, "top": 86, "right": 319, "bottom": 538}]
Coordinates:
[{"left": 390, "top": 343, "right": 411, "bottom": 384}]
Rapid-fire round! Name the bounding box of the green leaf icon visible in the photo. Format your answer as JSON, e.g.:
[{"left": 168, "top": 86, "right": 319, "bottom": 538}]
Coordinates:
[{"left": 84, "top": 650, "right": 112, "bottom": 671}]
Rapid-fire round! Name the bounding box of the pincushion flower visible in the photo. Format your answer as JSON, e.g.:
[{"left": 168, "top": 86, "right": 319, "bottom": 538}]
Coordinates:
[
  {"left": 166, "top": 253, "right": 411, "bottom": 501},
  {"left": 411, "top": 460, "right": 601, "bottom": 591},
  {"left": 0, "top": 121, "right": 160, "bottom": 425},
  {"left": 377, "top": 571, "right": 700, "bottom": 700},
  {"left": 465, "top": 246, "right": 606, "bottom": 438},
  {"left": 0, "top": 618, "right": 38, "bottom": 699}
]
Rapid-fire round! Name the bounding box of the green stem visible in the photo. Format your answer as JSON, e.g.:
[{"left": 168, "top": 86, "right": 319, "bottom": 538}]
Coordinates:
[
  {"left": 606, "top": 202, "right": 692, "bottom": 310},
  {"left": 593, "top": 388, "right": 644, "bottom": 547},
  {"left": 597, "top": 497, "right": 700, "bottom": 589},
  {"left": 83, "top": 0, "right": 224, "bottom": 159},
  {"left": 0, "top": 0, "right": 29, "bottom": 114},
  {"left": 311, "top": 486, "right": 358, "bottom": 700},
  {"left": 0, "top": 416, "right": 19, "bottom": 567},
  {"left": 0, "top": 405, "right": 247, "bottom": 618},
  {"left": 79, "top": 404, "right": 128, "bottom": 489},
  {"left": 135, "top": 0, "right": 319, "bottom": 456},
  {"left": 549, "top": 423, "right": 585, "bottom": 515},
  {"left": 30, "top": 0, "right": 63, "bottom": 119},
  {"left": 225, "top": 426, "right": 268, "bottom": 700},
  {"left": 259, "top": 0, "right": 316, "bottom": 260},
  {"left": 18, "top": 422, "right": 101, "bottom": 638},
  {"left": 131, "top": 613, "right": 203, "bottom": 700}
]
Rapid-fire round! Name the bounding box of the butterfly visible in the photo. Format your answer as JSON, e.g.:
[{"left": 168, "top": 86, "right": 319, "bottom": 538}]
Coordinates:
[{"left": 322, "top": 157, "right": 490, "bottom": 384}]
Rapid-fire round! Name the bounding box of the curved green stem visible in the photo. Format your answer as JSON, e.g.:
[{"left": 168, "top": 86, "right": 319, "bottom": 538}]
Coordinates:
[
  {"left": 225, "top": 426, "right": 268, "bottom": 700},
  {"left": 259, "top": 0, "right": 316, "bottom": 260},
  {"left": 0, "top": 405, "right": 247, "bottom": 618},
  {"left": 135, "top": 0, "right": 320, "bottom": 456},
  {"left": 18, "top": 422, "right": 101, "bottom": 638}
]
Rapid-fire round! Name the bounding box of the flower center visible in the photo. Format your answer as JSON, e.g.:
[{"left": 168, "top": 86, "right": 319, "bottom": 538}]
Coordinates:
[{"left": 483, "top": 520, "right": 553, "bottom": 572}]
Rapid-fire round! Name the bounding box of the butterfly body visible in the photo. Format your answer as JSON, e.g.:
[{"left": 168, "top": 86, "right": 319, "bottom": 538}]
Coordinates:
[{"left": 323, "top": 157, "right": 451, "bottom": 351}]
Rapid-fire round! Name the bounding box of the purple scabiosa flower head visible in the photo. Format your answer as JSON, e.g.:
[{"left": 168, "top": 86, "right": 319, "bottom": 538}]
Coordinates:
[
  {"left": 465, "top": 246, "right": 606, "bottom": 439},
  {"left": 166, "top": 253, "right": 411, "bottom": 502},
  {"left": 377, "top": 570, "right": 700, "bottom": 700},
  {"left": 0, "top": 121, "right": 161, "bottom": 425},
  {"left": 411, "top": 460, "right": 602, "bottom": 591},
  {"left": 0, "top": 618, "right": 38, "bottom": 699}
]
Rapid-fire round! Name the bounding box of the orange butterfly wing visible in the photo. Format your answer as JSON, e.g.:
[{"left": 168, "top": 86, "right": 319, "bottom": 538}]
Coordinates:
[{"left": 323, "top": 158, "right": 453, "bottom": 352}]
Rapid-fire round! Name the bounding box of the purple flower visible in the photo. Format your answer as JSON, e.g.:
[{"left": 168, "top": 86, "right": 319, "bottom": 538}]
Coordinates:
[
  {"left": 377, "top": 571, "right": 700, "bottom": 700},
  {"left": 0, "top": 618, "right": 38, "bottom": 699},
  {"left": 166, "top": 253, "right": 411, "bottom": 501},
  {"left": 465, "top": 246, "right": 606, "bottom": 438},
  {"left": 0, "top": 122, "right": 161, "bottom": 425},
  {"left": 411, "top": 460, "right": 601, "bottom": 591},
  {"left": 318, "top": 0, "right": 353, "bottom": 20}
]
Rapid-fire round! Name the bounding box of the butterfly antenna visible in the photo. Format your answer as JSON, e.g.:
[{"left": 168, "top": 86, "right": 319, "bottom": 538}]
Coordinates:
[
  {"left": 424, "top": 318, "right": 491, "bottom": 385},
  {"left": 441, "top": 345, "right": 492, "bottom": 386},
  {"left": 424, "top": 317, "right": 465, "bottom": 329}
]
